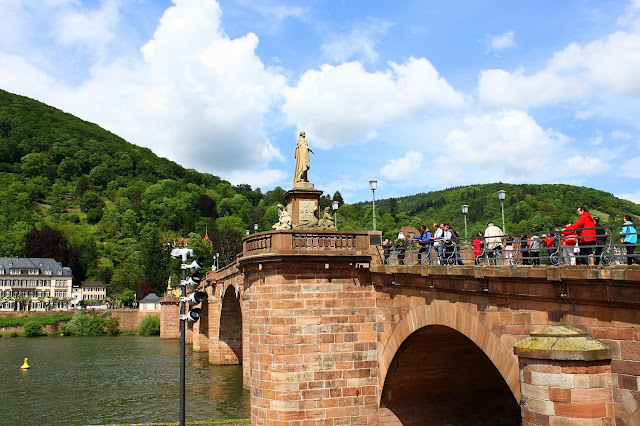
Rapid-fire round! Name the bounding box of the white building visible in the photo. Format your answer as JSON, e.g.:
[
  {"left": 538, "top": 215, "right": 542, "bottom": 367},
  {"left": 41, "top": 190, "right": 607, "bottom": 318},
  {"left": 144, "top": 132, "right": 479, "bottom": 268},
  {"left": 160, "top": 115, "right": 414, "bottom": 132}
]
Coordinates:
[
  {"left": 138, "top": 293, "right": 161, "bottom": 310},
  {"left": 0, "top": 257, "right": 73, "bottom": 311}
]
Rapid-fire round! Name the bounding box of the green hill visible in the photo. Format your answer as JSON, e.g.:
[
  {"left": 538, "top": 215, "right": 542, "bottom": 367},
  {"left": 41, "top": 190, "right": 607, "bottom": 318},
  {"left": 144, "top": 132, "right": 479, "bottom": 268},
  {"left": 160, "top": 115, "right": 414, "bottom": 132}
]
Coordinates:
[{"left": 1, "top": 88, "right": 637, "bottom": 300}]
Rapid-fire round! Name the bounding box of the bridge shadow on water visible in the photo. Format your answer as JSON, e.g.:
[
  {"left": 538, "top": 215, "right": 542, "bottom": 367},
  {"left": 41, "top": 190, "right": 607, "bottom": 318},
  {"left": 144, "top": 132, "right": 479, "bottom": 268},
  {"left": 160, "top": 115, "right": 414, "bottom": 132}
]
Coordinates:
[{"left": 380, "top": 325, "right": 521, "bottom": 425}]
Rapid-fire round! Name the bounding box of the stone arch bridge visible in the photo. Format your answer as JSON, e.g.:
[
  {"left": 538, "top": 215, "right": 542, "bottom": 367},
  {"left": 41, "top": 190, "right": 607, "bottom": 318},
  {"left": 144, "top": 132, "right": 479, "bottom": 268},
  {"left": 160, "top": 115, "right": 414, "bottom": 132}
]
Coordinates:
[{"left": 161, "top": 230, "right": 640, "bottom": 425}]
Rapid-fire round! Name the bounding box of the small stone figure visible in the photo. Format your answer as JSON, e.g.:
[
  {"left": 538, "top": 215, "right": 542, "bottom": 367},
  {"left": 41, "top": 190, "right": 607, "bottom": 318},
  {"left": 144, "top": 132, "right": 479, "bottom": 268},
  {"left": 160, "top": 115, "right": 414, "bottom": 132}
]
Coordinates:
[
  {"left": 272, "top": 204, "right": 292, "bottom": 230},
  {"left": 293, "top": 130, "right": 314, "bottom": 187},
  {"left": 319, "top": 207, "right": 335, "bottom": 230}
]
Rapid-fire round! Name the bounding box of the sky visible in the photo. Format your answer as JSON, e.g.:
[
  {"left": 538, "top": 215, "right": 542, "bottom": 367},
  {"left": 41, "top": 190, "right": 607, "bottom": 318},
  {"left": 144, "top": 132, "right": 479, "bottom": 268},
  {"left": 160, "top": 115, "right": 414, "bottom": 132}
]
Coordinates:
[{"left": 1, "top": 0, "right": 640, "bottom": 204}]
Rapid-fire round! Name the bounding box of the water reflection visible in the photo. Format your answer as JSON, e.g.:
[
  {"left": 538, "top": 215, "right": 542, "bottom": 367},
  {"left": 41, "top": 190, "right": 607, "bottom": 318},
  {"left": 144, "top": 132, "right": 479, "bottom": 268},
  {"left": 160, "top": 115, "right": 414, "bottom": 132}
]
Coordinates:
[{"left": 0, "top": 336, "right": 250, "bottom": 425}]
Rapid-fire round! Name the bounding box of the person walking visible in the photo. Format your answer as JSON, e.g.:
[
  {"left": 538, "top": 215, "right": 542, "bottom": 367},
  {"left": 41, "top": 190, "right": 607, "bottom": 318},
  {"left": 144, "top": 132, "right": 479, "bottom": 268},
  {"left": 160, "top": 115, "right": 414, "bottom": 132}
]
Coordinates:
[
  {"left": 593, "top": 217, "right": 606, "bottom": 265},
  {"left": 484, "top": 222, "right": 504, "bottom": 265},
  {"left": 413, "top": 225, "right": 432, "bottom": 265},
  {"left": 621, "top": 215, "right": 640, "bottom": 265},
  {"left": 564, "top": 205, "right": 597, "bottom": 265},
  {"left": 433, "top": 222, "right": 445, "bottom": 265},
  {"left": 561, "top": 221, "right": 577, "bottom": 265}
]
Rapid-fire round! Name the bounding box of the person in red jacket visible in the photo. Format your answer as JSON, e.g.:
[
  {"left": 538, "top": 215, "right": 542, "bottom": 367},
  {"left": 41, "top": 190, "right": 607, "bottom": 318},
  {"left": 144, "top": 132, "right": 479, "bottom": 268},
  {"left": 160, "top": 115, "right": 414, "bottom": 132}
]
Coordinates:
[
  {"left": 561, "top": 221, "right": 578, "bottom": 265},
  {"left": 564, "top": 205, "right": 597, "bottom": 265}
]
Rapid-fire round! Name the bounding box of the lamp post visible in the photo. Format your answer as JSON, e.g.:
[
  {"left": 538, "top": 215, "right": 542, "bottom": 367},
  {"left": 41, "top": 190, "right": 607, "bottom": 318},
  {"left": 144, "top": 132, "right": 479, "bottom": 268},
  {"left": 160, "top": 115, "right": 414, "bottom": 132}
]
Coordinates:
[
  {"left": 369, "top": 180, "right": 377, "bottom": 231},
  {"left": 245, "top": 229, "right": 250, "bottom": 236},
  {"left": 498, "top": 190, "right": 506, "bottom": 234},
  {"left": 462, "top": 204, "right": 469, "bottom": 240},
  {"left": 332, "top": 200, "right": 339, "bottom": 229},
  {"left": 254, "top": 223, "right": 258, "bottom": 233}
]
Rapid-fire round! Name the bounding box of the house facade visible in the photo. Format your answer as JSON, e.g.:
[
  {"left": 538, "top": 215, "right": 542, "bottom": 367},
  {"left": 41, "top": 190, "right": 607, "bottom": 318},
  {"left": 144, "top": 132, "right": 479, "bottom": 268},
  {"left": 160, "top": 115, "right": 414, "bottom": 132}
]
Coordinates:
[
  {"left": 80, "top": 281, "right": 106, "bottom": 303},
  {"left": 0, "top": 257, "right": 73, "bottom": 311}
]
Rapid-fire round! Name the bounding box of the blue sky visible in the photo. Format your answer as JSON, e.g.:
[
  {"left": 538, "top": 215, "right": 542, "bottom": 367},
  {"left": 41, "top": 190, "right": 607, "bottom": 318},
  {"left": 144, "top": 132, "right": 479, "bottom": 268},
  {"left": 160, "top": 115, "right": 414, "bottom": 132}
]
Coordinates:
[{"left": 1, "top": 0, "right": 640, "bottom": 204}]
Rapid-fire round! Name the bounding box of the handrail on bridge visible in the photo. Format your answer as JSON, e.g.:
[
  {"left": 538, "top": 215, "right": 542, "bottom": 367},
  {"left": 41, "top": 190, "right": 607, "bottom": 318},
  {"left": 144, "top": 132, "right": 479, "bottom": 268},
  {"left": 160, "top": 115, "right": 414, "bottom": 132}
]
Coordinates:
[{"left": 376, "top": 224, "right": 640, "bottom": 267}]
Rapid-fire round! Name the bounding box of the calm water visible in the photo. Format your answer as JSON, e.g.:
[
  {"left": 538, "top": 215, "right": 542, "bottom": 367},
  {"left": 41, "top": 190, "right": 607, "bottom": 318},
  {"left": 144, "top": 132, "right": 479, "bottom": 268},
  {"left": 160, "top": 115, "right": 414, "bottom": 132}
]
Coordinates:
[{"left": 0, "top": 336, "right": 250, "bottom": 425}]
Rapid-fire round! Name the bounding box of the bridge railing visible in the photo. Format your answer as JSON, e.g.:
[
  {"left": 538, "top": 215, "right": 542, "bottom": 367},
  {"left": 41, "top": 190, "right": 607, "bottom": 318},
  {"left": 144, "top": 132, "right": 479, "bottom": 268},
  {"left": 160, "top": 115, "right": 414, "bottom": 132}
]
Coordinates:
[
  {"left": 243, "top": 230, "right": 371, "bottom": 257},
  {"left": 375, "top": 224, "right": 640, "bottom": 267}
]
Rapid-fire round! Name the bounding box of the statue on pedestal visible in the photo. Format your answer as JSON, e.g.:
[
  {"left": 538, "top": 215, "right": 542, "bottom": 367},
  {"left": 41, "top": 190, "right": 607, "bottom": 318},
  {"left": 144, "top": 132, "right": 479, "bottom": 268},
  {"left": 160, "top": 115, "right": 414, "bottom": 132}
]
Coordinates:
[{"left": 293, "top": 130, "right": 314, "bottom": 188}]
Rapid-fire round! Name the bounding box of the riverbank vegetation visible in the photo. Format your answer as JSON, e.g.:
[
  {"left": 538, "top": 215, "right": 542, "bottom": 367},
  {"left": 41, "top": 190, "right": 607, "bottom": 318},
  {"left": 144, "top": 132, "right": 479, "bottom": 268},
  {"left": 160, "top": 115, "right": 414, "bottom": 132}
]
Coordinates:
[
  {"left": 1, "top": 89, "right": 638, "bottom": 302},
  {"left": 138, "top": 315, "right": 160, "bottom": 336}
]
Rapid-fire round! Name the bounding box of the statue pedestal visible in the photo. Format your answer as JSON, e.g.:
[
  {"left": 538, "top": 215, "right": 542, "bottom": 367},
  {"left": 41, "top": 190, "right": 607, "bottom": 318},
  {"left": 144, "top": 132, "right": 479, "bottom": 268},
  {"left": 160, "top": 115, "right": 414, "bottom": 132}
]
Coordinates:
[{"left": 284, "top": 187, "right": 323, "bottom": 227}]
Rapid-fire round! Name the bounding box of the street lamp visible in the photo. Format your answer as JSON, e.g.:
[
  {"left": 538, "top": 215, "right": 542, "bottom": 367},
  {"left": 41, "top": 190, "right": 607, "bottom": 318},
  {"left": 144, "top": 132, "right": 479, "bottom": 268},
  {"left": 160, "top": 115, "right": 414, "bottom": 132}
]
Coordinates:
[
  {"left": 332, "top": 200, "right": 339, "bottom": 229},
  {"left": 254, "top": 223, "right": 258, "bottom": 233},
  {"left": 245, "top": 229, "right": 250, "bottom": 236},
  {"left": 369, "top": 180, "right": 377, "bottom": 231},
  {"left": 462, "top": 204, "right": 469, "bottom": 240},
  {"left": 497, "top": 190, "right": 506, "bottom": 234}
]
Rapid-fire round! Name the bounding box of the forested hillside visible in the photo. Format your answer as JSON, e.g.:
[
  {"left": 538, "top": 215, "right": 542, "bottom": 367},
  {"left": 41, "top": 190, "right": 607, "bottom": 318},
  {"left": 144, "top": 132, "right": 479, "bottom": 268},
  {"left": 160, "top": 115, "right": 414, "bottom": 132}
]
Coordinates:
[{"left": 1, "top": 89, "right": 637, "bottom": 301}]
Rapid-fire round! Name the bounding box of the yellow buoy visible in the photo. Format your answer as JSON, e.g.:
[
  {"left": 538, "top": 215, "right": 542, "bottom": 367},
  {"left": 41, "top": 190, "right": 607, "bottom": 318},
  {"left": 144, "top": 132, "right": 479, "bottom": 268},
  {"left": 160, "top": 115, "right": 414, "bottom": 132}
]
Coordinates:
[{"left": 20, "top": 358, "right": 30, "bottom": 369}]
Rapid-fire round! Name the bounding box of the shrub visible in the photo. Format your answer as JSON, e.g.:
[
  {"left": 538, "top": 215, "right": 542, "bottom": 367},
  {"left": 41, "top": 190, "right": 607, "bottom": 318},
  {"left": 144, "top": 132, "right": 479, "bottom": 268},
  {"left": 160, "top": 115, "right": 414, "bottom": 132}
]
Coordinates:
[
  {"left": 23, "top": 321, "right": 44, "bottom": 337},
  {"left": 138, "top": 315, "right": 160, "bottom": 336},
  {"left": 60, "top": 311, "right": 119, "bottom": 336}
]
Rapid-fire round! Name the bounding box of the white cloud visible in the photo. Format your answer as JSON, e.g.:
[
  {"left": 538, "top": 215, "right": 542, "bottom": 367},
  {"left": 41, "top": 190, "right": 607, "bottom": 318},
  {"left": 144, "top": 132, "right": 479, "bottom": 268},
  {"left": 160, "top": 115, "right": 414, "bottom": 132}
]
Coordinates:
[
  {"left": 321, "top": 19, "right": 392, "bottom": 64},
  {"left": 439, "top": 110, "right": 568, "bottom": 181},
  {"left": 283, "top": 57, "right": 467, "bottom": 148},
  {"left": 619, "top": 155, "right": 640, "bottom": 178},
  {"left": 589, "top": 132, "right": 603, "bottom": 146},
  {"left": 561, "top": 156, "right": 610, "bottom": 175},
  {"left": 485, "top": 30, "right": 517, "bottom": 54},
  {"left": 380, "top": 151, "right": 423, "bottom": 181},
  {"left": 479, "top": 28, "right": 640, "bottom": 110},
  {"left": 612, "top": 130, "right": 634, "bottom": 140},
  {"left": 53, "top": 0, "right": 120, "bottom": 57},
  {"left": 616, "top": 190, "right": 640, "bottom": 204},
  {"left": 225, "top": 168, "right": 288, "bottom": 189}
]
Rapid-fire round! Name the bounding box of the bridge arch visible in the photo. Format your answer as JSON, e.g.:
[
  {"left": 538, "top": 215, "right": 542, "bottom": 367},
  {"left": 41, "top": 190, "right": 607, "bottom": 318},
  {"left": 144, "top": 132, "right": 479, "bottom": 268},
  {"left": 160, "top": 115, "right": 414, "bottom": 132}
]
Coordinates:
[
  {"left": 379, "top": 301, "right": 520, "bottom": 404},
  {"left": 212, "top": 284, "right": 243, "bottom": 364}
]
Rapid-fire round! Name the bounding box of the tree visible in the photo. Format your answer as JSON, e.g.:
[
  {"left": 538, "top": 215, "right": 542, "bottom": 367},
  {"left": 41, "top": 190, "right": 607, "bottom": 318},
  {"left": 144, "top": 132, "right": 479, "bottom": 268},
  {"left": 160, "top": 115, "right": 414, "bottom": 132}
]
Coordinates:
[
  {"left": 20, "top": 153, "right": 51, "bottom": 178},
  {"left": 138, "top": 223, "right": 170, "bottom": 293},
  {"left": 388, "top": 198, "right": 398, "bottom": 219},
  {"left": 198, "top": 194, "right": 218, "bottom": 218},
  {"left": 211, "top": 228, "right": 243, "bottom": 267},
  {"left": 332, "top": 191, "right": 344, "bottom": 206},
  {"left": 25, "top": 226, "right": 69, "bottom": 263}
]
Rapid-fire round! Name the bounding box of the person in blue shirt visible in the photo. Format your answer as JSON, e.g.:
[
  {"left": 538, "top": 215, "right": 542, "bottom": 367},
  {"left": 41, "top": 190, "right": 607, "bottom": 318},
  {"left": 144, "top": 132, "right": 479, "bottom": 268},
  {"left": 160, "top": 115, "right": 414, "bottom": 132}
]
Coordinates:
[
  {"left": 414, "top": 225, "right": 432, "bottom": 265},
  {"left": 621, "top": 215, "right": 640, "bottom": 265}
]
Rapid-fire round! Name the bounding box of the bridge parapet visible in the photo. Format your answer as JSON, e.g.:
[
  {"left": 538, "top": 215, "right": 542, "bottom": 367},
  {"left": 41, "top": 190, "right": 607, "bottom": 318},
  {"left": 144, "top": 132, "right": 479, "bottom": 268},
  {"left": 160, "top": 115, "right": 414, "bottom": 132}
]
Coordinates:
[
  {"left": 371, "top": 264, "right": 640, "bottom": 309},
  {"left": 242, "top": 230, "right": 372, "bottom": 258}
]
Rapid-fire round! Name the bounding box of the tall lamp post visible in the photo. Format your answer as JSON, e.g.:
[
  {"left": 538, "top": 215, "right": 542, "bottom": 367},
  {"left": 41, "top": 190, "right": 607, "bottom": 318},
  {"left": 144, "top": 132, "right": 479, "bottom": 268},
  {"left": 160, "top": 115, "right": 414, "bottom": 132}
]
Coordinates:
[
  {"left": 498, "top": 190, "right": 506, "bottom": 234},
  {"left": 369, "top": 180, "right": 377, "bottom": 231},
  {"left": 332, "top": 200, "right": 339, "bottom": 229},
  {"left": 462, "top": 204, "right": 469, "bottom": 240}
]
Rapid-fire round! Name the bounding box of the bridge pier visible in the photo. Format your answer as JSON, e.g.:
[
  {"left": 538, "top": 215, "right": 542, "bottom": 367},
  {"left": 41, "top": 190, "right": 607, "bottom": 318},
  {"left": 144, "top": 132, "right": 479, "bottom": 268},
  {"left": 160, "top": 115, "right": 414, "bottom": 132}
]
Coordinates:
[{"left": 515, "top": 326, "right": 614, "bottom": 425}]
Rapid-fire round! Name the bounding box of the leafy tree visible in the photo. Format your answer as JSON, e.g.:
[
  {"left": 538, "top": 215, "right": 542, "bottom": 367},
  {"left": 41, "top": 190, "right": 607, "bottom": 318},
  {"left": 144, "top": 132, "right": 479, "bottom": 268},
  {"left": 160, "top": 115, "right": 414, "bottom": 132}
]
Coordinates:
[
  {"left": 20, "top": 153, "right": 50, "bottom": 178},
  {"left": 60, "top": 311, "right": 117, "bottom": 336},
  {"left": 23, "top": 321, "right": 45, "bottom": 337},
  {"left": 138, "top": 315, "right": 160, "bottom": 336},
  {"left": 198, "top": 194, "right": 218, "bottom": 218},
  {"left": 139, "top": 223, "right": 170, "bottom": 293},
  {"left": 211, "top": 228, "right": 243, "bottom": 267}
]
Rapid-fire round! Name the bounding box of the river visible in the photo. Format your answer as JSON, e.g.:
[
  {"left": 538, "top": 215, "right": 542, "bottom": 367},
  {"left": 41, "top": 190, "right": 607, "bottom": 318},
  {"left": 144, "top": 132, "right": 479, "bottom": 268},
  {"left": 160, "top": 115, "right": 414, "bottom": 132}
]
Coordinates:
[{"left": 0, "top": 335, "right": 250, "bottom": 425}]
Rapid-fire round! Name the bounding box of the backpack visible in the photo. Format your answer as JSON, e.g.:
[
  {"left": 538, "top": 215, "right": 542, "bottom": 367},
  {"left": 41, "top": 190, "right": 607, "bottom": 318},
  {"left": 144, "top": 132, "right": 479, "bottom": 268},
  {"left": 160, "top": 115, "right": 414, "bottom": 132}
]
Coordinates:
[{"left": 449, "top": 228, "right": 459, "bottom": 243}]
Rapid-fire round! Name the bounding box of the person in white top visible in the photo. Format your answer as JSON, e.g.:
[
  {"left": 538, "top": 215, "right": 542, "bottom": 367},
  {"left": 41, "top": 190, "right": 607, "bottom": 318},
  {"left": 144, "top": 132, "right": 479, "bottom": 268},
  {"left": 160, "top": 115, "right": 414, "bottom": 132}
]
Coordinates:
[{"left": 484, "top": 222, "right": 504, "bottom": 265}]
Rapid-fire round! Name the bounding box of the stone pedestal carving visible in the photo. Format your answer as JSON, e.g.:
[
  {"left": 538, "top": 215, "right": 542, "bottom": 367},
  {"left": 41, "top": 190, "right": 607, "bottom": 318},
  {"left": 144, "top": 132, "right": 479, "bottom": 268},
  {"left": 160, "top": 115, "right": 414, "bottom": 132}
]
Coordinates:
[{"left": 284, "top": 187, "right": 323, "bottom": 227}]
